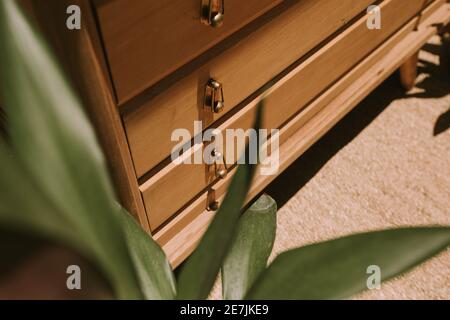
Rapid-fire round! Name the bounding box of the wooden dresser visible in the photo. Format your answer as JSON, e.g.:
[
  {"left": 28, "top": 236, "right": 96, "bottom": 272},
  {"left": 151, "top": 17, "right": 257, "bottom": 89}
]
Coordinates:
[{"left": 28, "top": 0, "right": 450, "bottom": 267}]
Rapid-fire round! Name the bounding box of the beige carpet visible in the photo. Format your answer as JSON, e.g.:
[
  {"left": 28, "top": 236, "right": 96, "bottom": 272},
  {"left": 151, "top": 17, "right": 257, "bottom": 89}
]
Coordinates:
[{"left": 212, "top": 36, "right": 450, "bottom": 300}]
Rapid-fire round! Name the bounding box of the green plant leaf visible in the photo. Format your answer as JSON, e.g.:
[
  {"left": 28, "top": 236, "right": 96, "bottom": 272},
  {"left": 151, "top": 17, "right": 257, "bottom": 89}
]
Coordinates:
[
  {"left": 120, "top": 210, "right": 177, "bottom": 300},
  {"left": 0, "top": 142, "right": 85, "bottom": 251},
  {"left": 0, "top": 0, "right": 140, "bottom": 299},
  {"left": 246, "top": 227, "right": 450, "bottom": 299},
  {"left": 222, "top": 194, "right": 277, "bottom": 300},
  {"left": 0, "top": 0, "right": 175, "bottom": 300},
  {"left": 176, "top": 102, "right": 264, "bottom": 300},
  {"left": 1, "top": 145, "right": 175, "bottom": 300}
]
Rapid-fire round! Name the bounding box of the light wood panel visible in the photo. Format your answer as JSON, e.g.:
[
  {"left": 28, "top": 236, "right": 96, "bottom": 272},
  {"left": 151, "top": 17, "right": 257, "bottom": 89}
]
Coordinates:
[
  {"left": 124, "top": 0, "right": 376, "bottom": 178},
  {"left": 94, "top": 0, "right": 283, "bottom": 103},
  {"left": 155, "top": 0, "right": 449, "bottom": 267},
  {"left": 140, "top": 0, "right": 430, "bottom": 231}
]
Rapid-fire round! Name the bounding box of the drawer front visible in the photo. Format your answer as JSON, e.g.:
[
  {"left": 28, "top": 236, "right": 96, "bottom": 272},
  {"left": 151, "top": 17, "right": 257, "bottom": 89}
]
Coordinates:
[
  {"left": 140, "top": 0, "right": 431, "bottom": 231},
  {"left": 155, "top": 0, "right": 448, "bottom": 266},
  {"left": 94, "top": 0, "right": 283, "bottom": 103},
  {"left": 125, "top": 0, "right": 376, "bottom": 178}
]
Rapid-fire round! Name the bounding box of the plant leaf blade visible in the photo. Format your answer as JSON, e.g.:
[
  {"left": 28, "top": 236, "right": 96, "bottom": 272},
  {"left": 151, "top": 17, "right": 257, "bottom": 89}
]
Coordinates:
[
  {"left": 0, "top": 0, "right": 175, "bottom": 300},
  {"left": 121, "top": 210, "right": 177, "bottom": 300},
  {"left": 222, "top": 194, "right": 277, "bottom": 300},
  {"left": 246, "top": 227, "right": 450, "bottom": 300},
  {"left": 176, "top": 102, "right": 264, "bottom": 300}
]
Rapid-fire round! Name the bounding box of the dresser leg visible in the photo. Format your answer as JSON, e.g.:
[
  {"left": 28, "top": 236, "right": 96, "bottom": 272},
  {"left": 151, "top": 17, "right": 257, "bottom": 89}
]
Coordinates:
[
  {"left": 399, "top": 52, "right": 419, "bottom": 91},
  {"left": 439, "top": 22, "right": 450, "bottom": 36}
]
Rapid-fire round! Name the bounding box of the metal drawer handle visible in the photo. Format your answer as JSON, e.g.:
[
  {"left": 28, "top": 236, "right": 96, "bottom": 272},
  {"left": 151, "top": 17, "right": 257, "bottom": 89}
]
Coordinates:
[
  {"left": 207, "top": 189, "right": 220, "bottom": 211},
  {"left": 204, "top": 79, "right": 225, "bottom": 113},
  {"left": 212, "top": 149, "right": 228, "bottom": 179},
  {"left": 207, "top": 201, "right": 220, "bottom": 211},
  {"left": 201, "top": 0, "right": 225, "bottom": 28}
]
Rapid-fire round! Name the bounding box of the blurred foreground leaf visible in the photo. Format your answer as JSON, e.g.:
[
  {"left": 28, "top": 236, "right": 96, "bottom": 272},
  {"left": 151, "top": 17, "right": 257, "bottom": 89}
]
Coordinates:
[
  {"left": 0, "top": 0, "right": 174, "bottom": 299},
  {"left": 176, "top": 103, "right": 264, "bottom": 300},
  {"left": 121, "top": 211, "right": 176, "bottom": 299},
  {"left": 246, "top": 227, "right": 450, "bottom": 299},
  {"left": 222, "top": 194, "right": 277, "bottom": 300}
]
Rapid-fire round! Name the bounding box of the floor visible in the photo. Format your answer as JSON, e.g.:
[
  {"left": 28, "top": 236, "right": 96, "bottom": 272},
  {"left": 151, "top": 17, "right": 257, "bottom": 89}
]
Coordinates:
[{"left": 212, "top": 35, "right": 450, "bottom": 300}]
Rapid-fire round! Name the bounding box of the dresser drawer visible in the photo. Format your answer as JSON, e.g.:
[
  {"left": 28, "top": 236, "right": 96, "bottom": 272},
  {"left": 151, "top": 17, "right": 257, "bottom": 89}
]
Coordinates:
[
  {"left": 124, "top": 0, "right": 376, "bottom": 178},
  {"left": 154, "top": 0, "right": 448, "bottom": 266},
  {"left": 94, "top": 0, "right": 283, "bottom": 103},
  {"left": 140, "top": 0, "right": 430, "bottom": 231}
]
